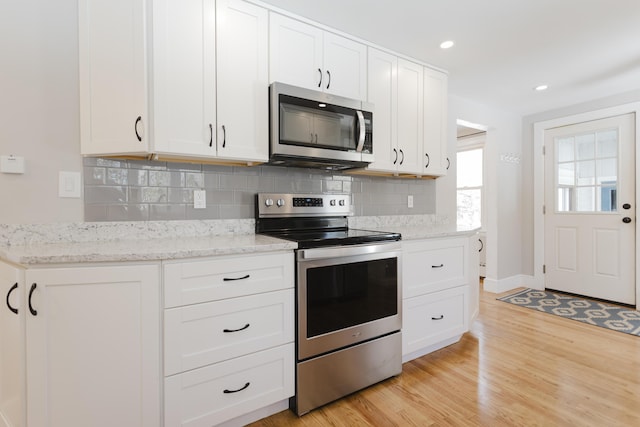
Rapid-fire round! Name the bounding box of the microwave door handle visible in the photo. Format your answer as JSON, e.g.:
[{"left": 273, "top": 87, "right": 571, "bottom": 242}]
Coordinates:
[{"left": 355, "top": 110, "right": 365, "bottom": 152}]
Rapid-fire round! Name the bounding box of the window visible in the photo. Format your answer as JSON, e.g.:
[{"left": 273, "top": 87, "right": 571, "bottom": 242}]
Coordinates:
[
  {"left": 555, "top": 129, "right": 618, "bottom": 213},
  {"left": 457, "top": 147, "right": 483, "bottom": 229}
]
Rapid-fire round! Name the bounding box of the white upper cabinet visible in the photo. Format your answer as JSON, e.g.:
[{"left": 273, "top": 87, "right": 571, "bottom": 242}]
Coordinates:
[
  {"left": 153, "top": 0, "right": 217, "bottom": 158},
  {"left": 269, "top": 13, "right": 367, "bottom": 100},
  {"left": 397, "top": 59, "right": 424, "bottom": 174},
  {"left": 366, "top": 48, "right": 398, "bottom": 173},
  {"left": 367, "top": 50, "right": 424, "bottom": 175},
  {"left": 216, "top": 0, "right": 269, "bottom": 163},
  {"left": 78, "top": 0, "right": 149, "bottom": 156},
  {"left": 322, "top": 32, "right": 367, "bottom": 100},
  {"left": 423, "top": 67, "right": 449, "bottom": 176},
  {"left": 79, "top": 0, "right": 268, "bottom": 163}
]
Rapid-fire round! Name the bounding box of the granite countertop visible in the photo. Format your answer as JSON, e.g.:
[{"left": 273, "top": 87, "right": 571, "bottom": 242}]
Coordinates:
[
  {"left": 0, "top": 220, "right": 296, "bottom": 266},
  {"left": 386, "top": 224, "right": 480, "bottom": 241},
  {"left": 0, "top": 215, "right": 476, "bottom": 266},
  {"left": 347, "top": 216, "right": 479, "bottom": 240},
  {"left": 0, "top": 234, "right": 297, "bottom": 265}
]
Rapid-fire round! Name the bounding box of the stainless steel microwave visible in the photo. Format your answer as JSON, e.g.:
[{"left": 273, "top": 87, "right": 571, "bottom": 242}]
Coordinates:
[{"left": 268, "top": 82, "right": 373, "bottom": 170}]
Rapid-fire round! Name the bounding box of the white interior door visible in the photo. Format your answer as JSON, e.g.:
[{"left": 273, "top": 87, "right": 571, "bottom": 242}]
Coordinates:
[{"left": 544, "top": 113, "right": 636, "bottom": 305}]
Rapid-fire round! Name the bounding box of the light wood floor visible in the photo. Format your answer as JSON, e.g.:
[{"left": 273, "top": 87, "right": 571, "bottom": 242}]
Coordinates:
[{"left": 248, "top": 285, "right": 640, "bottom": 427}]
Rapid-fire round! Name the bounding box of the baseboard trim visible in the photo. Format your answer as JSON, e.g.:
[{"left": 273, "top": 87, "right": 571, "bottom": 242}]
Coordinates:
[{"left": 483, "top": 274, "right": 538, "bottom": 293}]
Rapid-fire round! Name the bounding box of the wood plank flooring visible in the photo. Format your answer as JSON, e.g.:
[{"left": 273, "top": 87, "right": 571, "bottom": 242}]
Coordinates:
[{"left": 248, "top": 285, "right": 640, "bottom": 427}]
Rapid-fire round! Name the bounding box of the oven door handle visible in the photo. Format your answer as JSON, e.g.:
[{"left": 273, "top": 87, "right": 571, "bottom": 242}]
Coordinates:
[{"left": 298, "top": 242, "right": 401, "bottom": 261}]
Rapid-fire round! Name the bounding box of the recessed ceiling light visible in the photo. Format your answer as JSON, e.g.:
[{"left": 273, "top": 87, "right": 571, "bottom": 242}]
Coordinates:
[
  {"left": 440, "top": 40, "right": 454, "bottom": 49},
  {"left": 535, "top": 85, "right": 548, "bottom": 91}
]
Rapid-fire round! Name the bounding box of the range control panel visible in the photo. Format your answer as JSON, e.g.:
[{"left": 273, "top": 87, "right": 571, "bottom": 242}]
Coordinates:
[{"left": 257, "top": 193, "right": 352, "bottom": 217}]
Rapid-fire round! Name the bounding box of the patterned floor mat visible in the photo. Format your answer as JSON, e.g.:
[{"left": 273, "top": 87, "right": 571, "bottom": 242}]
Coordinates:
[{"left": 498, "top": 288, "right": 640, "bottom": 336}]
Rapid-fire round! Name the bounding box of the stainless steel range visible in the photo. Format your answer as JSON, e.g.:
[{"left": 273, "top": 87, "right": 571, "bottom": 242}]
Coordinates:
[{"left": 256, "top": 193, "right": 402, "bottom": 416}]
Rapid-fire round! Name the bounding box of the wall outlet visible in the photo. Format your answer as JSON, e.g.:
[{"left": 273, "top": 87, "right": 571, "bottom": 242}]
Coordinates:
[
  {"left": 194, "top": 190, "right": 206, "bottom": 209},
  {"left": 407, "top": 195, "right": 414, "bottom": 208}
]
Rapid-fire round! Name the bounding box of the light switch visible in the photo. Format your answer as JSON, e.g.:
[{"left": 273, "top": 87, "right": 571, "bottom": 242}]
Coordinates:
[
  {"left": 59, "top": 171, "right": 81, "bottom": 198},
  {"left": 1, "top": 155, "right": 25, "bottom": 174}
]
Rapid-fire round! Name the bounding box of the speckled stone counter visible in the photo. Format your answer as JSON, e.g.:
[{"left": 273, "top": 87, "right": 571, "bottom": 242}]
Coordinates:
[
  {"left": 0, "top": 215, "right": 476, "bottom": 265},
  {"left": 349, "top": 215, "right": 479, "bottom": 240},
  {"left": 0, "top": 220, "right": 296, "bottom": 265}
]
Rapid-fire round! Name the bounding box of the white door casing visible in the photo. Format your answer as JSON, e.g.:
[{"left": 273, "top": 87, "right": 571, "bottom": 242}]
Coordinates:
[{"left": 542, "top": 113, "right": 636, "bottom": 305}]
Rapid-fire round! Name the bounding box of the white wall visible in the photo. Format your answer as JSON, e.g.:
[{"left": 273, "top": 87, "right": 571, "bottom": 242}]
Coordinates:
[
  {"left": 0, "top": 0, "right": 84, "bottom": 224},
  {"left": 439, "top": 95, "right": 523, "bottom": 288},
  {"left": 521, "top": 89, "right": 640, "bottom": 275}
]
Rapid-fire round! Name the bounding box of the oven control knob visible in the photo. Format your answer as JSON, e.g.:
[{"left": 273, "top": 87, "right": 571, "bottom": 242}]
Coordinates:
[
  {"left": 264, "top": 198, "right": 274, "bottom": 207},
  {"left": 330, "top": 199, "right": 336, "bottom": 206},
  {"left": 276, "top": 198, "right": 286, "bottom": 207},
  {"left": 339, "top": 199, "right": 345, "bottom": 206}
]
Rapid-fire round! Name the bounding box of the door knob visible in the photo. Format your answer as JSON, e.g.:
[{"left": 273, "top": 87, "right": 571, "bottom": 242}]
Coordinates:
[
  {"left": 622, "top": 217, "right": 632, "bottom": 223},
  {"left": 623, "top": 203, "right": 631, "bottom": 210}
]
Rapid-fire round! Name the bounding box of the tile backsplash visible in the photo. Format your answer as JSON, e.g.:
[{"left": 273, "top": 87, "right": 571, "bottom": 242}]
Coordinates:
[{"left": 83, "top": 158, "right": 436, "bottom": 221}]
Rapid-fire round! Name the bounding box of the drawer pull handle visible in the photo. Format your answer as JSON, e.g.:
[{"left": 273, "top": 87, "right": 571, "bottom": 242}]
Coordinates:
[
  {"left": 6, "top": 283, "right": 18, "bottom": 314},
  {"left": 432, "top": 315, "right": 444, "bottom": 320},
  {"left": 28, "top": 283, "right": 38, "bottom": 316},
  {"left": 223, "top": 274, "right": 250, "bottom": 282},
  {"left": 223, "top": 323, "right": 250, "bottom": 333},
  {"left": 431, "top": 264, "right": 444, "bottom": 268},
  {"left": 223, "top": 382, "right": 250, "bottom": 394}
]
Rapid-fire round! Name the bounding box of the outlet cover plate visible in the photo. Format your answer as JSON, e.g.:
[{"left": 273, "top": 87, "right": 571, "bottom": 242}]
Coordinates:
[{"left": 194, "top": 190, "right": 206, "bottom": 209}]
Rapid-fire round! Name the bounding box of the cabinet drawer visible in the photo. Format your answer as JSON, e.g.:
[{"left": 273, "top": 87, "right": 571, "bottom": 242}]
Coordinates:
[
  {"left": 164, "top": 289, "right": 294, "bottom": 376},
  {"left": 164, "top": 251, "right": 294, "bottom": 308},
  {"left": 403, "top": 238, "right": 468, "bottom": 298},
  {"left": 164, "top": 343, "right": 294, "bottom": 427},
  {"left": 402, "top": 286, "right": 468, "bottom": 356}
]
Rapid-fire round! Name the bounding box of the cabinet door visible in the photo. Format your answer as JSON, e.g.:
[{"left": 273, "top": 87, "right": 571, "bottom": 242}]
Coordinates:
[
  {"left": 423, "top": 67, "right": 449, "bottom": 176},
  {"left": 402, "top": 286, "right": 468, "bottom": 357},
  {"left": 25, "top": 264, "right": 160, "bottom": 427},
  {"left": 366, "top": 48, "right": 398, "bottom": 173},
  {"left": 164, "top": 289, "right": 294, "bottom": 375},
  {"left": 403, "top": 237, "right": 469, "bottom": 298},
  {"left": 0, "top": 262, "right": 25, "bottom": 427},
  {"left": 165, "top": 343, "right": 294, "bottom": 427},
  {"left": 216, "top": 0, "right": 269, "bottom": 162},
  {"left": 322, "top": 32, "right": 367, "bottom": 100},
  {"left": 269, "top": 13, "right": 323, "bottom": 90},
  {"left": 78, "top": 0, "right": 149, "bottom": 156},
  {"left": 153, "top": 0, "right": 217, "bottom": 158},
  {"left": 397, "top": 59, "right": 424, "bottom": 174}
]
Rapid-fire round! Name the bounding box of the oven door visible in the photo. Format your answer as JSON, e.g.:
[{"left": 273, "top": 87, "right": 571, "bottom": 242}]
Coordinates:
[{"left": 296, "top": 241, "right": 402, "bottom": 361}]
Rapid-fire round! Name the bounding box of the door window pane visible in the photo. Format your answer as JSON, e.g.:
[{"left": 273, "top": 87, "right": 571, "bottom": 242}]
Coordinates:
[
  {"left": 576, "top": 134, "right": 595, "bottom": 160},
  {"left": 557, "top": 137, "right": 574, "bottom": 162},
  {"left": 557, "top": 163, "right": 575, "bottom": 186},
  {"left": 554, "top": 129, "right": 618, "bottom": 213},
  {"left": 576, "top": 160, "right": 595, "bottom": 186},
  {"left": 575, "top": 187, "right": 595, "bottom": 212}
]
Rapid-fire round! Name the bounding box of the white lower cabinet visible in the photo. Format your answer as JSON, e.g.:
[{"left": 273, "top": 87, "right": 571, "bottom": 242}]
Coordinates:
[
  {"left": 164, "top": 289, "right": 294, "bottom": 376},
  {"left": 19, "top": 263, "right": 161, "bottom": 427},
  {"left": 403, "top": 286, "right": 468, "bottom": 357},
  {"left": 0, "top": 261, "right": 24, "bottom": 427},
  {"left": 165, "top": 343, "right": 294, "bottom": 427},
  {"left": 402, "top": 236, "right": 477, "bottom": 362},
  {"left": 163, "top": 251, "right": 295, "bottom": 426}
]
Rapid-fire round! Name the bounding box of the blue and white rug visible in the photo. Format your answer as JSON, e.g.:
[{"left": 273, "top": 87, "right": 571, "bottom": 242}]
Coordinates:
[{"left": 499, "top": 288, "right": 640, "bottom": 337}]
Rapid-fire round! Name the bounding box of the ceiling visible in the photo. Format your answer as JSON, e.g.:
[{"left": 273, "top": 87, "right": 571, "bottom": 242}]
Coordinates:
[{"left": 259, "top": 0, "right": 640, "bottom": 116}]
